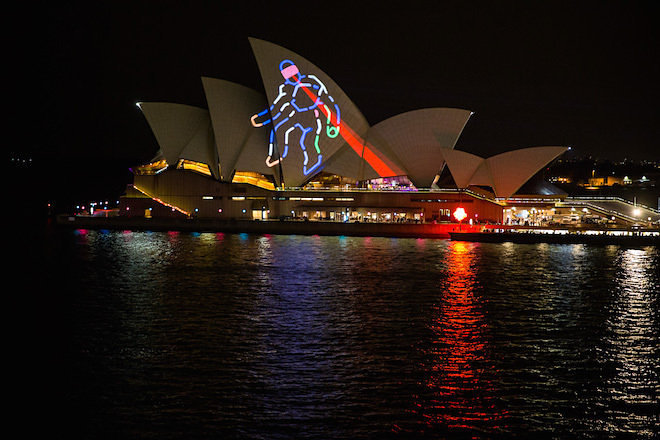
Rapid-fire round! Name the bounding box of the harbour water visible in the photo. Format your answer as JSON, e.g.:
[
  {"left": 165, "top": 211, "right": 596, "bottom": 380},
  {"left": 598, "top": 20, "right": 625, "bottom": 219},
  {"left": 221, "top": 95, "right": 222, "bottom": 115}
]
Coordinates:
[{"left": 24, "top": 223, "right": 659, "bottom": 438}]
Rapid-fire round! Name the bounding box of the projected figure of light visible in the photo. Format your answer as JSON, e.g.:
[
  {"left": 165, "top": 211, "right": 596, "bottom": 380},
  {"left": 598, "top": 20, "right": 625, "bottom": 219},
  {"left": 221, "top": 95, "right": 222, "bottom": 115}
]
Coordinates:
[{"left": 251, "top": 59, "right": 341, "bottom": 177}]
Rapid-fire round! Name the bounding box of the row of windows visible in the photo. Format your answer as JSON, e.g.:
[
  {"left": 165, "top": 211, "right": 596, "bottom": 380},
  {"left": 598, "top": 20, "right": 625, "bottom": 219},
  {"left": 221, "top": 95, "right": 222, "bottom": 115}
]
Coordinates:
[
  {"left": 205, "top": 195, "right": 471, "bottom": 203},
  {"left": 207, "top": 196, "right": 471, "bottom": 206},
  {"left": 203, "top": 195, "right": 356, "bottom": 202},
  {"left": 410, "top": 198, "right": 473, "bottom": 203}
]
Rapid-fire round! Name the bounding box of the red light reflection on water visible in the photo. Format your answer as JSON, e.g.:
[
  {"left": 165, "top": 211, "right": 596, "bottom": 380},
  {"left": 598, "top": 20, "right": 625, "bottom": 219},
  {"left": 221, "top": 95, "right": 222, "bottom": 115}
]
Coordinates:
[
  {"left": 74, "top": 229, "right": 89, "bottom": 244},
  {"left": 414, "top": 241, "right": 507, "bottom": 432}
]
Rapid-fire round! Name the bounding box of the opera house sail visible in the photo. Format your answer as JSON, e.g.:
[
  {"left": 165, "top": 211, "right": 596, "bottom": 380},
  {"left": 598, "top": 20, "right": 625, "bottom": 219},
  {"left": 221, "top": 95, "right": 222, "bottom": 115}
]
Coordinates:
[{"left": 122, "top": 37, "right": 570, "bottom": 226}]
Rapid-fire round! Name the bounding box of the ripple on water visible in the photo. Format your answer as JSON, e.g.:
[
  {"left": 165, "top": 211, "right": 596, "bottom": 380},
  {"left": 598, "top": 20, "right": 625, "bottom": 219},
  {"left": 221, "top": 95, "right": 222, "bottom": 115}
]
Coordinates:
[{"left": 49, "top": 230, "right": 660, "bottom": 439}]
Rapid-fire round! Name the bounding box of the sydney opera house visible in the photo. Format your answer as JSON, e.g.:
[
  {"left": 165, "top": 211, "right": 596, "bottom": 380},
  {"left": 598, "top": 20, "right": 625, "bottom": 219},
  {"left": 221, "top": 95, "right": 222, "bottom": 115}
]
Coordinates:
[{"left": 119, "top": 38, "right": 569, "bottom": 226}]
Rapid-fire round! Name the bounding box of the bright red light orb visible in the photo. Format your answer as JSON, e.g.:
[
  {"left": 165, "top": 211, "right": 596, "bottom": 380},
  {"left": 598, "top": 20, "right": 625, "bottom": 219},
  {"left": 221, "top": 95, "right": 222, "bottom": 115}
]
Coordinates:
[{"left": 453, "top": 207, "right": 467, "bottom": 222}]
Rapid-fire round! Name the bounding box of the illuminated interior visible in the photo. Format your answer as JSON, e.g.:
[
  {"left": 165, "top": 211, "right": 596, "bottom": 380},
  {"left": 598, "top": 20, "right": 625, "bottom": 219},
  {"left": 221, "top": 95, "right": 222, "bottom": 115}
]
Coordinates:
[
  {"left": 178, "top": 159, "right": 212, "bottom": 176},
  {"left": 303, "top": 172, "right": 358, "bottom": 189},
  {"left": 365, "top": 175, "right": 415, "bottom": 190},
  {"left": 133, "top": 160, "right": 168, "bottom": 175},
  {"left": 232, "top": 171, "right": 276, "bottom": 190}
]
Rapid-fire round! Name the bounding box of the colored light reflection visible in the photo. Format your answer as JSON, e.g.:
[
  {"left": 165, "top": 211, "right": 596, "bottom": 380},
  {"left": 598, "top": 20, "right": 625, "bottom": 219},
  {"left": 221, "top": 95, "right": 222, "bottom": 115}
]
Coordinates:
[
  {"left": 414, "top": 241, "right": 506, "bottom": 433},
  {"left": 599, "top": 248, "right": 660, "bottom": 436}
]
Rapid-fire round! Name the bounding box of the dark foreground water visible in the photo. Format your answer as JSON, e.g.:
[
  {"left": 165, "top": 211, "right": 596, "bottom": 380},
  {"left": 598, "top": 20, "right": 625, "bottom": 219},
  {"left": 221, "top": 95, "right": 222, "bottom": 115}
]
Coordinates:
[{"left": 23, "top": 224, "right": 659, "bottom": 439}]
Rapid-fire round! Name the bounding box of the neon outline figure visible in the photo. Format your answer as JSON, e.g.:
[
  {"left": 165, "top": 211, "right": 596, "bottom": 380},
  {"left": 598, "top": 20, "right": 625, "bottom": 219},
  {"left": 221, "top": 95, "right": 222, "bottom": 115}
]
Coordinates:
[{"left": 251, "top": 59, "right": 341, "bottom": 177}]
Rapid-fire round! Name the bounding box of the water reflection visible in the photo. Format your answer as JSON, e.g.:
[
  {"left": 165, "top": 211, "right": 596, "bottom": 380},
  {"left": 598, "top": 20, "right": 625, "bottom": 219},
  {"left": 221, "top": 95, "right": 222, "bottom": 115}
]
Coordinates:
[
  {"left": 56, "top": 229, "right": 659, "bottom": 438},
  {"left": 416, "top": 241, "right": 506, "bottom": 434},
  {"left": 598, "top": 248, "right": 659, "bottom": 436}
]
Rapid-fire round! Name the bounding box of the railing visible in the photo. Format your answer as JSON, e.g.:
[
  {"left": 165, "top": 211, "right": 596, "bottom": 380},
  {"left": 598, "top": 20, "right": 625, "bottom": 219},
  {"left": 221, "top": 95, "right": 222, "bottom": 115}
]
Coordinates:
[
  {"left": 566, "top": 196, "right": 660, "bottom": 214},
  {"left": 277, "top": 186, "right": 500, "bottom": 202},
  {"left": 132, "top": 184, "right": 190, "bottom": 216},
  {"left": 557, "top": 201, "right": 640, "bottom": 223}
]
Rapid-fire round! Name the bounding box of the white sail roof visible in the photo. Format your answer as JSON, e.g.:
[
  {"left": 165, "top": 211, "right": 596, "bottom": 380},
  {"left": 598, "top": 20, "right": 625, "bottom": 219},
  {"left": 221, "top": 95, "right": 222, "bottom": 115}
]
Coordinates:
[
  {"left": 442, "top": 146, "right": 568, "bottom": 198},
  {"left": 201, "top": 77, "right": 268, "bottom": 181},
  {"left": 440, "top": 148, "right": 486, "bottom": 189},
  {"left": 135, "top": 39, "right": 566, "bottom": 197},
  {"left": 487, "top": 147, "right": 567, "bottom": 198},
  {"left": 137, "top": 102, "right": 219, "bottom": 179},
  {"left": 248, "top": 37, "right": 375, "bottom": 187},
  {"left": 368, "top": 108, "right": 473, "bottom": 187}
]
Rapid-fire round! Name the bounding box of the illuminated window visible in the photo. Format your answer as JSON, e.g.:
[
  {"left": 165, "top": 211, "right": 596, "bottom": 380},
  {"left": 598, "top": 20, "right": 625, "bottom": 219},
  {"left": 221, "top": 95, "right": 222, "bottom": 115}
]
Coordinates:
[
  {"left": 133, "top": 160, "right": 168, "bottom": 175},
  {"left": 178, "top": 159, "right": 211, "bottom": 176},
  {"left": 232, "top": 171, "right": 276, "bottom": 190}
]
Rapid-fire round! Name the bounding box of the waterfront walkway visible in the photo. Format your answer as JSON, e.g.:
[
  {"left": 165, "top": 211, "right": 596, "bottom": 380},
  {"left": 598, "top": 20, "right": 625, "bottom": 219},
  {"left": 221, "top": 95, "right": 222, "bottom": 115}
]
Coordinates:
[
  {"left": 561, "top": 197, "right": 660, "bottom": 224},
  {"left": 56, "top": 214, "right": 659, "bottom": 242}
]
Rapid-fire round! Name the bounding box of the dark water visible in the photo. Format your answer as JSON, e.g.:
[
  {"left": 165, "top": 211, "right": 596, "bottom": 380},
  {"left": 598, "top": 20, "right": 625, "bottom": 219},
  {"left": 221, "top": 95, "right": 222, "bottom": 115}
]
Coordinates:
[{"left": 24, "top": 224, "right": 660, "bottom": 438}]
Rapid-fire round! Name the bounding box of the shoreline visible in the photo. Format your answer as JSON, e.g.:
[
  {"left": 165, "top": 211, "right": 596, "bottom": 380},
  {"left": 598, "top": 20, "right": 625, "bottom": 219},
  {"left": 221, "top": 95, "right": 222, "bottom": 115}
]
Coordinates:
[
  {"left": 449, "top": 231, "right": 659, "bottom": 245},
  {"left": 55, "top": 214, "right": 659, "bottom": 244},
  {"left": 55, "top": 214, "right": 467, "bottom": 238}
]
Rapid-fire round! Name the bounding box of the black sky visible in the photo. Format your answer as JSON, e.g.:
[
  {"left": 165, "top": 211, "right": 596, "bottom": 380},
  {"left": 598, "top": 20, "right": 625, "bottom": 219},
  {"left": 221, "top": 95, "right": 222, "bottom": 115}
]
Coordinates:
[{"left": 12, "top": 1, "right": 660, "bottom": 183}]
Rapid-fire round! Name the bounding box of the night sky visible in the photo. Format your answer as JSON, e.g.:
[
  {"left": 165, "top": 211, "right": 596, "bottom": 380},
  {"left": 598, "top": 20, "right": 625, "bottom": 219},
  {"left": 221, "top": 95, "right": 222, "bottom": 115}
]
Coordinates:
[{"left": 10, "top": 1, "right": 660, "bottom": 203}]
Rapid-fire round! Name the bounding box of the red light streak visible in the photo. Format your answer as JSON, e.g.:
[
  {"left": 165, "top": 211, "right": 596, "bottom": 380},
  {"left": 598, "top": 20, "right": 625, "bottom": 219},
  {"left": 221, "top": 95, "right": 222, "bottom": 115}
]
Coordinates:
[
  {"left": 413, "top": 241, "right": 507, "bottom": 433},
  {"left": 297, "top": 82, "right": 397, "bottom": 177}
]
